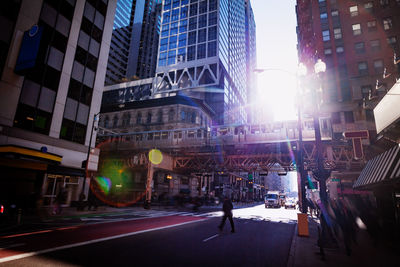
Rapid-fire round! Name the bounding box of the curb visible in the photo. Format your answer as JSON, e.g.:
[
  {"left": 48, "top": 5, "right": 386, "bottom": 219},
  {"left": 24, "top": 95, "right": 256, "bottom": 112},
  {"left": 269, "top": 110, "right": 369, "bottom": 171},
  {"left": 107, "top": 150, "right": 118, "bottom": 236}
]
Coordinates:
[{"left": 286, "top": 222, "right": 298, "bottom": 267}]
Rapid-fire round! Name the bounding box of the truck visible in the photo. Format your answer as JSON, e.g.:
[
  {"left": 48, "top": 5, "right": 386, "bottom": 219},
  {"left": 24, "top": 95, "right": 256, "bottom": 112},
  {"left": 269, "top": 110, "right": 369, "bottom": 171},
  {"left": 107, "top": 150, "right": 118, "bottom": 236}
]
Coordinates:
[{"left": 264, "top": 191, "right": 280, "bottom": 208}]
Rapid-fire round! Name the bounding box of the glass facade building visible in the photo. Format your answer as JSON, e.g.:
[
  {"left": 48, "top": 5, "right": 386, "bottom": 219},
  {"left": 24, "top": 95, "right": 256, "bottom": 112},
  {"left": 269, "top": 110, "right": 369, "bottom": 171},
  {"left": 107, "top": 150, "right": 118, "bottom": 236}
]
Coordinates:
[
  {"left": 106, "top": 0, "right": 162, "bottom": 85},
  {"left": 154, "top": 0, "right": 255, "bottom": 125}
]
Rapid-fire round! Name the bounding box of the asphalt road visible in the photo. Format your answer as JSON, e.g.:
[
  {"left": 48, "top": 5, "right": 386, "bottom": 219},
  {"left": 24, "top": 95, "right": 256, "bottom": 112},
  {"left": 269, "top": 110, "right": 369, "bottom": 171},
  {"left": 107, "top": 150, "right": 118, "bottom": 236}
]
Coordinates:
[{"left": 0, "top": 205, "right": 297, "bottom": 267}]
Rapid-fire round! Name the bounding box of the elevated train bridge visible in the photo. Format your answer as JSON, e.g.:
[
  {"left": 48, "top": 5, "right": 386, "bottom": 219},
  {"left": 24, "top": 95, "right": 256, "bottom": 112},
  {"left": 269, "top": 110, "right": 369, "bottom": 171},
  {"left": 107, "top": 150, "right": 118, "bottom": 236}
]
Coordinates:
[{"left": 96, "top": 121, "right": 365, "bottom": 175}]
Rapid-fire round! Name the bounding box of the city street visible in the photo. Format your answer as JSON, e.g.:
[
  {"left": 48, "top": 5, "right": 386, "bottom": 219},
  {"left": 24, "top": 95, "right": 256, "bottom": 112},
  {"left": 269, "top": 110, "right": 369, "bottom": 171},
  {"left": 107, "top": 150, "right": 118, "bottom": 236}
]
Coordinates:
[{"left": 0, "top": 205, "right": 297, "bottom": 266}]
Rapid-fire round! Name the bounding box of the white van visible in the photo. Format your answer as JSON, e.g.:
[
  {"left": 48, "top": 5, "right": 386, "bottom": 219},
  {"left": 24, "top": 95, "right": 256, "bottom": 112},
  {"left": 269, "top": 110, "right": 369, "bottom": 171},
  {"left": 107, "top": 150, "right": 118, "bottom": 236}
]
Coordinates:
[{"left": 265, "top": 191, "right": 280, "bottom": 208}]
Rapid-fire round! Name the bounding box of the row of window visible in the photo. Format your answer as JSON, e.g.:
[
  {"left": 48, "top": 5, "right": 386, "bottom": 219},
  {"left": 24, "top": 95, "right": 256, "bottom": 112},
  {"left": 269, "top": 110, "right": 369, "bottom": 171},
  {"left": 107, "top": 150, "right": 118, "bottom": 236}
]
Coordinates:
[
  {"left": 60, "top": 0, "right": 107, "bottom": 144},
  {"left": 163, "top": 0, "right": 217, "bottom": 17},
  {"left": 161, "top": 11, "right": 217, "bottom": 37},
  {"left": 14, "top": 0, "right": 76, "bottom": 135},
  {"left": 348, "top": 0, "right": 400, "bottom": 17},
  {"left": 160, "top": 26, "right": 217, "bottom": 51},
  {"left": 102, "top": 108, "right": 209, "bottom": 128},
  {"left": 158, "top": 41, "right": 216, "bottom": 66},
  {"left": 323, "top": 36, "right": 398, "bottom": 55},
  {"left": 322, "top": 17, "right": 394, "bottom": 43}
]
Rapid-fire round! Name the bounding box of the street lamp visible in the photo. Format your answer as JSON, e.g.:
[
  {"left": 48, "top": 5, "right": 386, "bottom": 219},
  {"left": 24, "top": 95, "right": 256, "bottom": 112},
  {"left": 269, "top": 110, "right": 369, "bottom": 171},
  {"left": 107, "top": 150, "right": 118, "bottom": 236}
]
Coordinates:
[
  {"left": 296, "top": 63, "right": 308, "bottom": 213},
  {"left": 81, "top": 112, "right": 100, "bottom": 197},
  {"left": 311, "top": 59, "right": 329, "bottom": 204}
]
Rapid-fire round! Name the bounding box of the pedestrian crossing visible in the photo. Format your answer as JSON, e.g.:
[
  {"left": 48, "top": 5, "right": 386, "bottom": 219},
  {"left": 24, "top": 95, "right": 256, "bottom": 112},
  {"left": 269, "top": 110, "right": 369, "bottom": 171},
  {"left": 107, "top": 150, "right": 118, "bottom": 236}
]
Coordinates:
[{"left": 75, "top": 210, "right": 222, "bottom": 223}]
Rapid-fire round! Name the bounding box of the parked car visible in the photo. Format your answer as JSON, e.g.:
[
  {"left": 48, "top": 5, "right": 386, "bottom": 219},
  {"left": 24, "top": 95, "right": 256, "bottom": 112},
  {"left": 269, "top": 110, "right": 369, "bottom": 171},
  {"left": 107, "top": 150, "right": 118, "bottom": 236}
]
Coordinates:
[{"left": 285, "top": 199, "right": 297, "bottom": 209}]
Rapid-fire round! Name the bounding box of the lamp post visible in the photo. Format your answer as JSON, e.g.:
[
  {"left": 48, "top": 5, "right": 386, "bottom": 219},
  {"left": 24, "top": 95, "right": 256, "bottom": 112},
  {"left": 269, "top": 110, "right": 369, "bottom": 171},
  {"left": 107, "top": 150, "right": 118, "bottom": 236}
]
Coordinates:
[
  {"left": 297, "top": 63, "right": 308, "bottom": 213},
  {"left": 81, "top": 112, "right": 100, "bottom": 197},
  {"left": 312, "top": 59, "right": 329, "bottom": 204}
]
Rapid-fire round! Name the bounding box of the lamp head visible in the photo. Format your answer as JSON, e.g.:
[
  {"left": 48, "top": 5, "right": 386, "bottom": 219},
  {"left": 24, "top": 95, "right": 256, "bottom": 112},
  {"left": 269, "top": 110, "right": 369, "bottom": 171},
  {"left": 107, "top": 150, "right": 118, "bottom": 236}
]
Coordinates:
[
  {"left": 298, "top": 63, "right": 307, "bottom": 76},
  {"left": 314, "top": 59, "right": 326, "bottom": 74}
]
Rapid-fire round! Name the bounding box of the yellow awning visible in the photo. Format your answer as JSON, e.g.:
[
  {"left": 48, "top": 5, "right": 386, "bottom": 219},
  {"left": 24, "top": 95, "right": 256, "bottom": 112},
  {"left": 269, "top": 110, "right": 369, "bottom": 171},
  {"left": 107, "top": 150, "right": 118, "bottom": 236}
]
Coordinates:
[{"left": 0, "top": 146, "right": 62, "bottom": 163}]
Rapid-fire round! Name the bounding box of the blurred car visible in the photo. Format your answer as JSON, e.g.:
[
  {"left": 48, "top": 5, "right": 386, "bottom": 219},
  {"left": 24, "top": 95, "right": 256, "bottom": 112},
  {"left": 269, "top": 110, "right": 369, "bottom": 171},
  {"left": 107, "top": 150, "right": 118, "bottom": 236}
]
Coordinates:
[{"left": 284, "top": 199, "right": 296, "bottom": 209}]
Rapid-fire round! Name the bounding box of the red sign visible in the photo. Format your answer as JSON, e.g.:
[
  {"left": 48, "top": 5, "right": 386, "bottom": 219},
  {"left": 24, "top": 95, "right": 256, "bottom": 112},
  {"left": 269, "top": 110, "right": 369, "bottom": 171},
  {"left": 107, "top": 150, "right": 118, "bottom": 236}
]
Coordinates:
[
  {"left": 343, "top": 130, "right": 369, "bottom": 160},
  {"left": 343, "top": 130, "right": 369, "bottom": 139}
]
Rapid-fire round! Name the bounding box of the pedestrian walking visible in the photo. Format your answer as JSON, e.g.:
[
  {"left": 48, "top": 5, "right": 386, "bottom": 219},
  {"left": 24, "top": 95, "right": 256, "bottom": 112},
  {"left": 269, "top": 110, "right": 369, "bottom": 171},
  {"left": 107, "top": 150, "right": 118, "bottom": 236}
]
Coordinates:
[{"left": 218, "top": 196, "right": 235, "bottom": 233}]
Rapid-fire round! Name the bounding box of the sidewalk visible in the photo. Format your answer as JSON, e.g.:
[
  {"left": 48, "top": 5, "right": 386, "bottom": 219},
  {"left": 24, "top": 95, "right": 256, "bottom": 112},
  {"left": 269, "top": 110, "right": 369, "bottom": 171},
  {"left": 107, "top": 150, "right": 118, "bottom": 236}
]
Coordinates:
[{"left": 288, "top": 215, "right": 400, "bottom": 267}]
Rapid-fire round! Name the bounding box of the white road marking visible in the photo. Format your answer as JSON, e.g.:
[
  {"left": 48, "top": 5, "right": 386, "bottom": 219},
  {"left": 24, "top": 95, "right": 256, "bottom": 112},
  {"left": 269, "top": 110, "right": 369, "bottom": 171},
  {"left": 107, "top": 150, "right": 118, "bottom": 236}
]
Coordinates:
[
  {"left": 0, "top": 218, "right": 209, "bottom": 263},
  {"left": 202, "top": 234, "right": 219, "bottom": 242}
]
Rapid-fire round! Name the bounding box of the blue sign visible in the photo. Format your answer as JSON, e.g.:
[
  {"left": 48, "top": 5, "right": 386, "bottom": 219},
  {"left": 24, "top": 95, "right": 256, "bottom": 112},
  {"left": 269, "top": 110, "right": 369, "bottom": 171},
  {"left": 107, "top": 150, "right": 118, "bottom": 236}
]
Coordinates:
[{"left": 15, "top": 25, "right": 43, "bottom": 74}]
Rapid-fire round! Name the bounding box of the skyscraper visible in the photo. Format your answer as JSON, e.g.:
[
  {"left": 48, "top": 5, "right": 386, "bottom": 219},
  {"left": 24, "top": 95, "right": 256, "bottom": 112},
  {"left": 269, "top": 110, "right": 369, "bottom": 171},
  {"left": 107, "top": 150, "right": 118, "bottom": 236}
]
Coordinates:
[
  {"left": 105, "top": 0, "right": 162, "bottom": 85},
  {"left": 0, "top": 0, "right": 116, "bottom": 208},
  {"left": 153, "top": 0, "right": 255, "bottom": 125},
  {"left": 296, "top": 0, "right": 400, "bottom": 147}
]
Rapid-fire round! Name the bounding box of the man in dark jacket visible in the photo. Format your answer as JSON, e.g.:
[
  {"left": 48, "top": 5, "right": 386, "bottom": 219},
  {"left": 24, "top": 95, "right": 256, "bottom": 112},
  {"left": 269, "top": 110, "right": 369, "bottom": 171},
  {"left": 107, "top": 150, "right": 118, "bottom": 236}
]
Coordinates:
[{"left": 218, "top": 196, "right": 235, "bottom": 233}]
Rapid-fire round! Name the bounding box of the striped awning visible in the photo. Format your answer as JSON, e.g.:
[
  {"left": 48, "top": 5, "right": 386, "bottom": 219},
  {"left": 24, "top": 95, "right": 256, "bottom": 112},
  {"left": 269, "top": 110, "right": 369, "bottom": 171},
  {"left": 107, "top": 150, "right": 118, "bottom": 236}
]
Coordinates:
[{"left": 354, "top": 144, "right": 400, "bottom": 189}]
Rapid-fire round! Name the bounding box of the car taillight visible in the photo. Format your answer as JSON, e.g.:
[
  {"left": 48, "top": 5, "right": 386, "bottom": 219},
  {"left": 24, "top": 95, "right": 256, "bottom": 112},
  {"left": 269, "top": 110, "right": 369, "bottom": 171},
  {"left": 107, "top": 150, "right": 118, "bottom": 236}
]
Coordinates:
[{"left": 0, "top": 205, "right": 4, "bottom": 214}]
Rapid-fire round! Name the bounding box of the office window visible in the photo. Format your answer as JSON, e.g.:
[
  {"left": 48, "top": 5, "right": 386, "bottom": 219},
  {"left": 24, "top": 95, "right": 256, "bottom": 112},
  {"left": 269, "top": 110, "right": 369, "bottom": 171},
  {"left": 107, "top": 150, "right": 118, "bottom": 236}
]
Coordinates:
[
  {"left": 189, "top": 17, "right": 197, "bottom": 30},
  {"left": 324, "top": 48, "right": 332, "bottom": 55},
  {"left": 349, "top": 5, "right": 358, "bottom": 16},
  {"left": 352, "top": 23, "right": 361, "bottom": 35},
  {"left": 197, "top": 43, "right": 206, "bottom": 59},
  {"left": 367, "top": 20, "right": 377, "bottom": 32},
  {"left": 333, "top": 28, "right": 342, "bottom": 39},
  {"left": 198, "top": 28, "right": 206, "bottom": 43},
  {"left": 173, "top": 0, "right": 180, "bottom": 8},
  {"left": 209, "top": 11, "right": 217, "bottom": 25},
  {"left": 320, "top": 12, "right": 328, "bottom": 19},
  {"left": 179, "top": 19, "right": 187, "bottom": 33},
  {"left": 322, "top": 30, "right": 330, "bottom": 41},
  {"left": 187, "top": 45, "right": 196, "bottom": 61},
  {"left": 163, "top": 11, "right": 171, "bottom": 23},
  {"left": 344, "top": 111, "right": 354, "bottom": 123},
  {"left": 208, "top": 41, "right": 216, "bottom": 57},
  {"left": 383, "top": 18, "right": 393, "bottom": 30},
  {"left": 387, "top": 36, "right": 397, "bottom": 46},
  {"left": 373, "top": 59, "right": 384, "bottom": 74},
  {"left": 354, "top": 42, "right": 365, "bottom": 54},
  {"left": 178, "top": 33, "right": 187, "bottom": 47},
  {"left": 170, "top": 22, "right": 178, "bottom": 35},
  {"left": 199, "top": 14, "right": 207, "bottom": 28},
  {"left": 370, "top": 39, "right": 381, "bottom": 51},
  {"left": 178, "top": 48, "right": 186, "bottom": 62},
  {"left": 364, "top": 2, "right": 373, "bottom": 9},
  {"left": 181, "top": 6, "right": 188, "bottom": 19},
  {"left": 331, "top": 10, "right": 339, "bottom": 16},
  {"left": 336, "top": 46, "right": 344, "bottom": 53},
  {"left": 168, "top": 109, "right": 175, "bottom": 122},
  {"left": 199, "top": 0, "right": 207, "bottom": 13},
  {"left": 161, "top": 24, "right": 169, "bottom": 37},
  {"left": 172, "top": 9, "right": 179, "bottom": 21},
  {"left": 169, "top": 35, "right": 177, "bottom": 49},
  {"left": 358, "top": 61, "right": 368, "bottom": 75},
  {"left": 380, "top": 0, "right": 389, "bottom": 6},
  {"left": 188, "top": 31, "right": 196, "bottom": 45},
  {"left": 158, "top": 52, "right": 167, "bottom": 66},
  {"left": 160, "top": 38, "right": 168, "bottom": 51},
  {"left": 208, "top": 26, "right": 217, "bottom": 40},
  {"left": 190, "top": 3, "right": 197, "bottom": 16},
  {"left": 168, "top": 50, "right": 176, "bottom": 65},
  {"left": 164, "top": 0, "right": 171, "bottom": 10}
]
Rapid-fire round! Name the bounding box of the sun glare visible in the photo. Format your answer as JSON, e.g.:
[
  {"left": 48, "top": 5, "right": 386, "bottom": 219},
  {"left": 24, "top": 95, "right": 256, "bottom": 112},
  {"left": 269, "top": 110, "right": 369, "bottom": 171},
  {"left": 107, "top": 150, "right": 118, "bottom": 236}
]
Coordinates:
[{"left": 256, "top": 70, "right": 298, "bottom": 122}]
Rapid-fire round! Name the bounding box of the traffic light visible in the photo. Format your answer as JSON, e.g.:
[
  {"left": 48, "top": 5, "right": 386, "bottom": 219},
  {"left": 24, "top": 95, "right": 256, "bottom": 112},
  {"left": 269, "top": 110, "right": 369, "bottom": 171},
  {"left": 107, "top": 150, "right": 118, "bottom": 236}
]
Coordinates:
[{"left": 248, "top": 173, "right": 253, "bottom": 180}]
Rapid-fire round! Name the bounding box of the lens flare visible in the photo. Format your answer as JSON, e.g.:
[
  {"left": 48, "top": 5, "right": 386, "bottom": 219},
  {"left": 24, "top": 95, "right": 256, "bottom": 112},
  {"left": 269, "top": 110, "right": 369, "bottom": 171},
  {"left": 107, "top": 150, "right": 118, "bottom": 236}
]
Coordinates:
[
  {"left": 149, "top": 149, "right": 163, "bottom": 165},
  {"left": 95, "top": 176, "right": 111, "bottom": 195}
]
